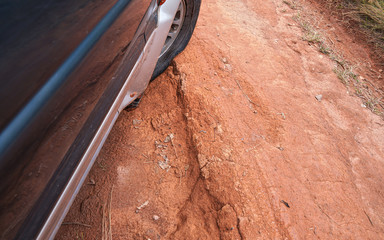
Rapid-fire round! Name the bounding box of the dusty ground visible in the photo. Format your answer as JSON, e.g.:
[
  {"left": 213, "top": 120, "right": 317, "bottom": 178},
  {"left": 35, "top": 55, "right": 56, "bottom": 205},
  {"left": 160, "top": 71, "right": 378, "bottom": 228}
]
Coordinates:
[{"left": 57, "top": 0, "right": 384, "bottom": 239}]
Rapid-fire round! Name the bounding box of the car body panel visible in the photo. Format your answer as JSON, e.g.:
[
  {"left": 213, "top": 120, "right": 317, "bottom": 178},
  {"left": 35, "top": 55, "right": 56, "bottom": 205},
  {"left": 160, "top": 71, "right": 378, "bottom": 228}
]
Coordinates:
[
  {"left": 0, "top": 0, "right": 153, "bottom": 238},
  {"left": 0, "top": 0, "right": 119, "bottom": 131}
]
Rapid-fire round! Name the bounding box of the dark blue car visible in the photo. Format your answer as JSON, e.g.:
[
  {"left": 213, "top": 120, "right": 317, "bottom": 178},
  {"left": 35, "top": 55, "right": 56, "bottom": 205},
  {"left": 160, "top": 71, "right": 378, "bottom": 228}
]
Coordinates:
[{"left": 0, "top": 0, "right": 200, "bottom": 238}]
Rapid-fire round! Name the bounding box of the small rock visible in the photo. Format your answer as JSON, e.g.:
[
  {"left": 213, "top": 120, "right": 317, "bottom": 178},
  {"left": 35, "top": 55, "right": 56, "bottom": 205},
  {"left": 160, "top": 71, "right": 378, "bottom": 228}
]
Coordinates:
[
  {"left": 278, "top": 112, "right": 286, "bottom": 119},
  {"left": 215, "top": 124, "right": 224, "bottom": 134},
  {"left": 88, "top": 179, "right": 96, "bottom": 185},
  {"left": 158, "top": 161, "right": 169, "bottom": 170},
  {"left": 222, "top": 57, "right": 228, "bottom": 63},
  {"left": 153, "top": 215, "right": 160, "bottom": 221},
  {"left": 379, "top": 69, "right": 383, "bottom": 73},
  {"left": 361, "top": 103, "right": 367, "bottom": 108},
  {"left": 155, "top": 140, "right": 167, "bottom": 148},
  {"left": 315, "top": 95, "right": 322, "bottom": 102},
  {"left": 158, "top": 154, "right": 170, "bottom": 170},
  {"left": 224, "top": 63, "right": 232, "bottom": 71},
  {"left": 136, "top": 200, "right": 149, "bottom": 211},
  {"left": 164, "top": 134, "right": 174, "bottom": 143},
  {"left": 132, "top": 119, "right": 142, "bottom": 125},
  {"left": 281, "top": 200, "right": 290, "bottom": 208}
]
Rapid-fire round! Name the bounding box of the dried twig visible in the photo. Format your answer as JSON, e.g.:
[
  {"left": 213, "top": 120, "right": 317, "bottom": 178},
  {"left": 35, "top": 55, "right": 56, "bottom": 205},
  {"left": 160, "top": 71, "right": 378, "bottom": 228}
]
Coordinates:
[
  {"left": 364, "top": 210, "right": 374, "bottom": 226},
  {"left": 136, "top": 200, "right": 149, "bottom": 211},
  {"left": 102, "top": 185, "right": 114, "bottom": 240},
  {"left": 102, "top": 203, "right": 106, "bottom": 240},
  {"left": 205, "top": 110, "right": 218, "bottom": 142},
  {"left": 235, "top": 79, "right": 258, "bottom": 114},
  {"left": 235, "top": 79, "right": 256, "bottom": 105},
  {"left": 108, "top": 186, "right": 113, "bottom": 240},
  {"left": 169, "top": 134, "right": 179, "bottom": 161},
  {"left": 62, "top": 222, "right": 92, "bottom": 228}
]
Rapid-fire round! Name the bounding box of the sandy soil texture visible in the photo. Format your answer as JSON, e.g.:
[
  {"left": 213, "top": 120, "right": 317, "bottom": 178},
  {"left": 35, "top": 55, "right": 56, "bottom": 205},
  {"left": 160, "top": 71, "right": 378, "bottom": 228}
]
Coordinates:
[{"left": 57, "top": 0, "right": 384, "bottom": 239}]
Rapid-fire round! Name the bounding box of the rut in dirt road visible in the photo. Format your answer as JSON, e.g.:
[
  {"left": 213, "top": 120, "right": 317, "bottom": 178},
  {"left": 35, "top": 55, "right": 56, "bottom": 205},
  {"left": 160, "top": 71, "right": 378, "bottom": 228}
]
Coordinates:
[
  {"left": 168, "top": 62, "right": 251, "bottom": 240},
  {"left": 168, "top": 60, "right": 291, "bottom": 239},
  {"left": 58, "top": 0, "right": 384, "bottom": 239}
]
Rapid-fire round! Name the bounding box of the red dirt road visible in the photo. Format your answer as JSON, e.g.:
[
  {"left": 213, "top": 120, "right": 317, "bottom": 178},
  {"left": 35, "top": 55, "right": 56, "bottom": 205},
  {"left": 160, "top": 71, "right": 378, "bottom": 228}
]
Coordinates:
[{"left": 57, "top": 0, "right": 384, "bottom": 239}]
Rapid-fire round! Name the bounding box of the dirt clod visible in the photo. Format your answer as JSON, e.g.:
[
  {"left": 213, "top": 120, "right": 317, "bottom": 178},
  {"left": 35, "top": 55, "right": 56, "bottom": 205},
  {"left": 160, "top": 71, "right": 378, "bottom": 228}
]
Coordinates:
[{"left": 217, "top": 205, "right": 241, "bottom": 240}]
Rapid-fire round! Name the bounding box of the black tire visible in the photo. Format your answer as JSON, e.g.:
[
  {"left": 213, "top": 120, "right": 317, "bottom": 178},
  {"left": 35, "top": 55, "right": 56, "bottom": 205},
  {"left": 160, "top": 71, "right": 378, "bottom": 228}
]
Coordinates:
[{"left": 151, "top": 0, "right": 201, "bottom": 80}]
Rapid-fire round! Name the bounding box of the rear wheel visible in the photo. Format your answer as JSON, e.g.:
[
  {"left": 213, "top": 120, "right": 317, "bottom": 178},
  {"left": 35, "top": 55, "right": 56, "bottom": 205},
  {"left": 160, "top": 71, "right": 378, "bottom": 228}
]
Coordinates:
[{"left": 151, "top": 0, "right": 201, "bottom": 80}]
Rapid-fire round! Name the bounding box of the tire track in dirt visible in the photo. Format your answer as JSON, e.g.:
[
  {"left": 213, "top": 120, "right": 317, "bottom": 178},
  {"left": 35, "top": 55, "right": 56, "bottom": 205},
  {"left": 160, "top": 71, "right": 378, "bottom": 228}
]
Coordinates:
[
  {"left": 169, "top": 61, "right": 248, "bottom": 240},
  {"left": 169, "top": 39, "right": 292, "bottom": 239}
]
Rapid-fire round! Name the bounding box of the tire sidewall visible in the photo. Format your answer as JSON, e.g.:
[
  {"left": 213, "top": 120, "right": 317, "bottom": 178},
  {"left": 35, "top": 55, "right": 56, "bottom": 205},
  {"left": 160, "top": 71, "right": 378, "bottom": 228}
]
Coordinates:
[{"left": 151, "top": 0, "right": 201, "bottom": 80}]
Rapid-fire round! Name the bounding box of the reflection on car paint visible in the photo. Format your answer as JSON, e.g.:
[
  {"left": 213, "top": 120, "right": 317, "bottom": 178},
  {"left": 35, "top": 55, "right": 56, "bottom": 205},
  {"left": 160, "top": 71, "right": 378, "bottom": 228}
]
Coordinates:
[{"left": 0, "top": 0, "right": 151, "bottom": 238}]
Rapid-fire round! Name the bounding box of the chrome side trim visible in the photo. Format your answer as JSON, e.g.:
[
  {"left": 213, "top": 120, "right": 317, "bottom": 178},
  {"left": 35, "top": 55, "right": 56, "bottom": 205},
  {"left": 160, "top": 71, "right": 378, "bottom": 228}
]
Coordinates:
[{"left": 37, "top": 0, "right": 182, "bottom": 239}]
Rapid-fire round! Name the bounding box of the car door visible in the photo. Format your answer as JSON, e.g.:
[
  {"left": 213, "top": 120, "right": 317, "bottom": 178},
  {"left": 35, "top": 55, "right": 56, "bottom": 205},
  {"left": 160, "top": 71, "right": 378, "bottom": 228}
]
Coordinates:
[{"left": 0, "top": 0, "right": 152, "bottom": 238}]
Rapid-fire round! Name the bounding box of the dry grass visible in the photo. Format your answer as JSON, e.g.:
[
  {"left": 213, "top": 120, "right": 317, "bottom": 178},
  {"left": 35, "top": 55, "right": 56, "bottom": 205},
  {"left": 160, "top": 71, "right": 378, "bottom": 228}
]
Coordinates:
[
  {"left": 354, "top": 0, "right": 384, "bottom": 50},
  {"left": 102, "top": 185, "right": 114, "bottom": 240},
  {"left": 290, "top": 1, "right": 384, "bottom": 118},
  {"left": 359, "top": 0, "right": 384, "bottom": 33},
  {"left": 330, "top": 46, "right": 384, "bottom": 116},
  {"left": 293, "top": 14, "right": 323, "bottom": 43},
  {"left": 283, "top": 0, "right": 301, "bottom": 9},
  {"left": 328, "top": 0, "right": 384, "bottom": 49}
]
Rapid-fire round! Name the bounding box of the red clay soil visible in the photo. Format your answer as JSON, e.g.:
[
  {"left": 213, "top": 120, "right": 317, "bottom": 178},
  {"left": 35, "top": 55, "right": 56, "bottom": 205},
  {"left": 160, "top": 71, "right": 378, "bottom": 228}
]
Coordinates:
[{"left": 57, "top": 0, "right": 384, "bottom": 239}]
